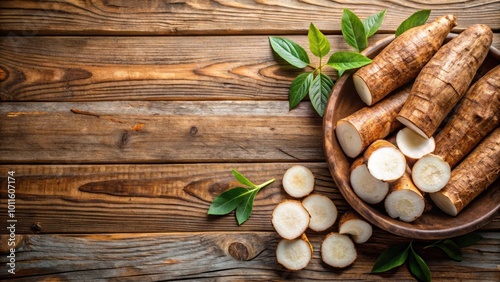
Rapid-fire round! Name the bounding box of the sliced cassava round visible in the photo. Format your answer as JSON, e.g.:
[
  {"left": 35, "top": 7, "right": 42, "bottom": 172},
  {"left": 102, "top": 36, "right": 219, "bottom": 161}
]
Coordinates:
[
  {"left": 353, "top": 14, "right": 456, "bottom": 105},
  {"left": 364, "top": 139, "right": 406, "bottom": 182},
  {"left": 396, "top": 127, "right": 435, "bottom": 164},
  {"left": 397, "top": 24, "right": 493, "bottom": 139},
  {"left": 433, "top": 65, "right": 500, "bottom": 169},
  {"left": 276, "top": 234, "right": 313, "bottom": 271},
  {"left": 335, "top": 85, "right": 410, "bottom": 158},
  {"left": 282, "top": 165, "right": 315, "bottom": 198},
  {"left": 350, "top": 157, "right": 389, "bottom": 204},
  {"left": 301, "top": 194, "right": 338, "bottom": 232},
  {"left": 412, "top": 154, "right": 451, "bottom": 193},
  {"left": 321, "top": 232, "right": 357, "bottom": 268},
  {"left": 338, "top": 211, "right": 373, "bottom": 244},
  {"left": 271, "top": 200, "right": 310, "bottom": 240},
  {"left": 384, "top": 170, "right": 425, "bottom": 222},
  {"left": 430, "top": 128, "right": 500, "bottom": 216}
]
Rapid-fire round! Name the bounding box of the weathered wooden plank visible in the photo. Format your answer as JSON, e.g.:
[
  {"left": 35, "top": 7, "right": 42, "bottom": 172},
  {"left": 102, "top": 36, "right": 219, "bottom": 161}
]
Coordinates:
[
  {"left": 0, "top": 163, "right": 347, "bottom": 234},
  {"left": 0, "top": 0, "right": 499, "bottom": 35},
  {"left": 1, "top": 34, "right": 499, "bottom": 102},
  {"left": 0, "top": 231, "right": 498, "bottom": 280},
  {"left": 0, "top": 101, "right": 323, "bottom": 163},
  {"left": 0, "top": 163, "right": 497, "bottom": 235}
]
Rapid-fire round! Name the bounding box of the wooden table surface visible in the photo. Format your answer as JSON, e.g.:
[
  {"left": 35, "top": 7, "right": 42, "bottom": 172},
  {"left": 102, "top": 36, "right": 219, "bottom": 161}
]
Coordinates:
[{"left": 0, "top": 1, "right": 499, "bottom": 281}]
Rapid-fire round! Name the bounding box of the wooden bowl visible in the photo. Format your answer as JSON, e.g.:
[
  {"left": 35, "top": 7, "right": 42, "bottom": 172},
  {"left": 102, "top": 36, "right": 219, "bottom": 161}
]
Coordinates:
[{"left": 323, "top": 35, "right": 500, "bottom": 240}]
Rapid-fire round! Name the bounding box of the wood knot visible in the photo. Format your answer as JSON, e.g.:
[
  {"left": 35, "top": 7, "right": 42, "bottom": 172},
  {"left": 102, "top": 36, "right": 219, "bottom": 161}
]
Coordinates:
[
  {"left": 189, "top": 126, "right": 198, "bottom": 136},
  {"left": 228, "top": 242, "right": 250, "bottom": 261},
  {"left": 31, "top": 223, "right": 42, "bottom": 233}
]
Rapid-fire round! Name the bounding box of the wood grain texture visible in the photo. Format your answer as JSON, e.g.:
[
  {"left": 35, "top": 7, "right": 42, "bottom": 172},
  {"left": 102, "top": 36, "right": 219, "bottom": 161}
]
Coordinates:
[
  {"left": 0, "top": 231, "right": 498, "bottom": 280},
  {"left": 1, "top": 34, "right": 499, "bottom": 102},
  {"left": 0, "top": 0, "right": 499, "bottom": 35},
  {"left": 0, "top": 101, "right": 324, "bottom": 163},
  {"left": 0, "top": 163, "right": 351, "bottom": 234}
]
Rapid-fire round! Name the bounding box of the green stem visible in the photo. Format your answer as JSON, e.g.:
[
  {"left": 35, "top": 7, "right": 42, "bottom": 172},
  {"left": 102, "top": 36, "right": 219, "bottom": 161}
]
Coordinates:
[{"left": 257, "top": 178, "right": 275, "bottom": 189}]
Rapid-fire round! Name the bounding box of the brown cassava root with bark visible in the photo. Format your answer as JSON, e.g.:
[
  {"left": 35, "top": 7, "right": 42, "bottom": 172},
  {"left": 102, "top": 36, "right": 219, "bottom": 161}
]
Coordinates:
[
  {"left": 430, "top": 128, "right": 500, "bottom": 216},
  {"left": 397, "top": 24, "right": 493, "bottom": 139},
  {"left": 353, "top": 15, "right": 456, "bottom": 106}
]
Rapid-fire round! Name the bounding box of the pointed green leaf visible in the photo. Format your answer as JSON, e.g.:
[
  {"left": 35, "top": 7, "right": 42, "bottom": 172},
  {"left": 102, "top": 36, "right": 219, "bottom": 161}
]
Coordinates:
[
  {"left": 235, "top": 191, "right": 258, "bottom": 225},
  {"left": 395, "top": 10, "right": 431, "bottom": 37},
  {"left": 207, "top": 187, "right": 250, "bottom": 215},
  {"left": 232, "top": 169, "right": 256, "bottom": 188},
  {"left": 408, "top": 248, "right": 431, "bottom": 282},
  {"left": 308, "top": 23, "right": 330, "bottom": 57},
  {"left": 327, "top": 51, "right": 372, "bottom": 71},
  {"left": 269, "top": 36, "right": 310, "bottom": 68},
  {"left": 363, "top": 10, "right": 386, "bottom": 38},
  {"left": 337, "top": 69, "right": 345, "bottom": 78},
  {"left": 341, "top": 9, "right": 367, "bottom": 52},
  {"left": 451, "top": 232, "right": 483, "bottom": 248},
  {"left": 371, "top": 242, "right": 411, "bottom": 273},
  {"left": 289, "top": 72, "right": 313, "bottom": 110},
  {"left": 309, "top": 73, "right": 334, "bottom": 117},
  {"left": 427, "top": 239, "right": 463, "bottom": 261}
]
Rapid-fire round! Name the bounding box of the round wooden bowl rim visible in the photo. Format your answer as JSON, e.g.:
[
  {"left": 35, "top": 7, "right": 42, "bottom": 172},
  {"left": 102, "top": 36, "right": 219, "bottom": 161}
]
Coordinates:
[{"left": 323, "top": 34, "right": 500, "bottom": 240}]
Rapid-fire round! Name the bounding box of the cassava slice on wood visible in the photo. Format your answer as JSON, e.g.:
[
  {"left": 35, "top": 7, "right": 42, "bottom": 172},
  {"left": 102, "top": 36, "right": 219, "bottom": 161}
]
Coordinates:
[
  {"left": 364, "top": 139, "right": 406, "bottom": 182},
  {"left": 338, "top": 211, "right": 373, "bottom": 244},
  {"left": 276, "top": 234, "right": 313, "bottom": 271},
  {"left": 335, "top": 85, "right": 411, "bottom": 158},
  {"left": 433, "top": 65, "right": 500, "bottom": 168},
  {"left": 384, "top": 170, "right": 425, "bottom": 222},
  {"left": 412, "top": 154, "right": 451, "bottom": 193},
  {"left": 353, "top": 14, "right": 456, "bottom": 106},
  {"left": 282, "top": 165, "right": 315, "bottom": 198},
  {"left": 350, "top": 157, "right": 389, "bottom": 204},
  {"left": 301, "top": 194, "right": 338, "bottom": 232},
  {"left": 271, "top": 200, "right": 310, "bottom": 240},
  {"left": 430, "top": 128, "right": 500, "bottom": 216},
  {"left": 321, "top": 233, "right": 357, "bottom": 268},
  {"left": 396, "top": 127, "right": 435, "bottom": 164},
  {"left": 397, "top": 24, "right": 493, "bottom": 139}
]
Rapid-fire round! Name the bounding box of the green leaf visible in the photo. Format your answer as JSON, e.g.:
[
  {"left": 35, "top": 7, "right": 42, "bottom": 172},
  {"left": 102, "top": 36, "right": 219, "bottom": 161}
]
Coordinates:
[
  {"left": 232, "top": 169, "right": 256, "bottom": 188},
  {"left": 289, "top": 72, "right": 313, "bottom": 110},
  {"left": 269, "top": 36, "right": 310, "bottom": 68},
  {"left": 308, "top": 23, "right": 330, "bottom": 58},
  {"left": 341, "top": 8, "right": 367, "bottom": 52},
  {"left": 395, "top": 10, "right": 431, "bottom": 37},
  {"left": 426, "top": 239, "right": 463, "bottom": 261},
  {"left": 327, "top": 51, "right": 372, "bottom": 71},
  {"left": 409, "top": 247, "right": 431, "bottom": 282},
  {"left": 235, "top": 191, "right": 258, "bottom": 225},
  {"left": 309, "top": 72, "right": 334, "bottom": 117},
  {"left": 363, "top": 10, "right": 386, "bottom": 38},
  {"left": 371, "top": 242, "right": 411, "bottom": 273},
  {"left": 207, "top": 187, "right": 250, "bottom": 215},
  {"left": 451, "top": 232, "right": 483, "bottom": 248}
]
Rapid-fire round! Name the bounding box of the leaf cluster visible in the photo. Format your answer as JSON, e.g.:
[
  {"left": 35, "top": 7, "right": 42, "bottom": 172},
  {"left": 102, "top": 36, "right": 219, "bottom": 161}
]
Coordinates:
[
  {"left": 371, "top": 232, "right": 482, "bottom": 281},
  {"left": 269, "top": 9, "right": 430, "bottom": 117},
  {"left": 207, "top": 169, "right": 275, "bottom": 225}
]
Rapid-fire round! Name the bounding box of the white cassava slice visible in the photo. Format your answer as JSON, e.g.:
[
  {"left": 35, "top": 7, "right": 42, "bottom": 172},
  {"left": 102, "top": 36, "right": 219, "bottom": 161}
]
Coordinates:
[
  {"left": 302, "top": 194, "right": 338, "bottom": 232},
  {"left": 412, "top": 154, "right": 451, "bottom": 193},
  {"left": 271, "top": 200, "right": 310, "bottom": 239},
  {"left": 350, "top": 157, "right": 389, "bottom": 204},
  {"left": 282, "top": 165, "right": 315, "bottom": 198},
  {"left": 384, "top": 172, "right": 425, "bottom": 222},
  {"left": 338, "top": 211, "right": 373, "bottom": 244},
  {"left": 365, "top": 139, "right": 406, "bottom": 182},
  {"left": 396, "top": 127, "right": 435, "bottom": 161},
  {"left": 276, "top": 235, "right": 313, "bottom": 271},
  {"left": 321, "top": 233, "right": 357, "bottom": 268}
]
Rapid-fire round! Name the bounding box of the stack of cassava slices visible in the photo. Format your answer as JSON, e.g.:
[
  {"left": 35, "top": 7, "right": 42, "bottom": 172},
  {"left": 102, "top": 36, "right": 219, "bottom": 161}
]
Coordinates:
[
  {"left": 271, "top": 165, "right": 373, "bottom": 270},
  {"left": 336, "top": 14, "right": 499, "bottom": 222}
]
